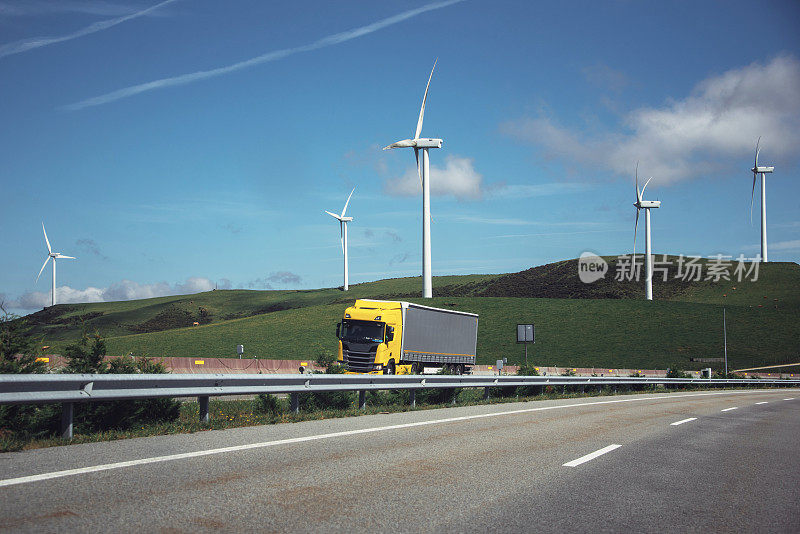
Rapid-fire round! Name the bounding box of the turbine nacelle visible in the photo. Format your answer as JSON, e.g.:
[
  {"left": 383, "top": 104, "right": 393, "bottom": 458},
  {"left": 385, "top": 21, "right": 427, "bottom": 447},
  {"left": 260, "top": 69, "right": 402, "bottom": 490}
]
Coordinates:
[
  {"left": 751, "top": 165, "right": 774, "bottom": 174},
  {"left": 634, "top": 200, "right": 661, "bottom": 209},
  {"left": 382, "top": 138, "right": 443, "bottom": 150}
]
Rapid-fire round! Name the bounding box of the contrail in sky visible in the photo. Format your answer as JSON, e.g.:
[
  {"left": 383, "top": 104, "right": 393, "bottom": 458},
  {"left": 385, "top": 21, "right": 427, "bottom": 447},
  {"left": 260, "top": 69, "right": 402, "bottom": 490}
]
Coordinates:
[
  {"left": 0, "top": 0, "right": 179, "bottom": 59},
  {"left": 63, "top": 0, "right": 466, "bottom": 111}
]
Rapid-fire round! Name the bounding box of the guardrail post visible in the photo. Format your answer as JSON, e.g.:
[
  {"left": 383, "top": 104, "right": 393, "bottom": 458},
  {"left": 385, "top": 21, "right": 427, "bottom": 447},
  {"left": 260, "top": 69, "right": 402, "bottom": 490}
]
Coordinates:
[
  {"left": 60, "top": 402, "right": 73, "bottom": 440},
  {"left": 409, "top": 389, "right": 416, "bottom": 408},
  {"left": 290, "top": 393, "right": 299, "bottom": 414},
  {"left": 358, "top": 390, "right": 366, "bottom": 410},
  {"left": 484, "top": 387, "right": 490, "bottom": 400},
  {"left": 451, "top": 389, "right": 457, "bottom": 405},
  {"left": 199, "top": 396, "right": 210, "bottom": 423}
]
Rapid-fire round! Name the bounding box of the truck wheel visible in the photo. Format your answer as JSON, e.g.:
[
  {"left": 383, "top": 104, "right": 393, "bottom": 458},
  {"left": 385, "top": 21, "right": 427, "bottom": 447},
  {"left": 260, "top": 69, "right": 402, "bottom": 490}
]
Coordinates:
[
  {"left": 384, "top": 360, "right": 396, "bottom": 375},
  {"left": 410, "top": 362, "right": 419, "bottom": 374},
  {"left": 454, "top": 364, "right": 463, "bottom": 375}
]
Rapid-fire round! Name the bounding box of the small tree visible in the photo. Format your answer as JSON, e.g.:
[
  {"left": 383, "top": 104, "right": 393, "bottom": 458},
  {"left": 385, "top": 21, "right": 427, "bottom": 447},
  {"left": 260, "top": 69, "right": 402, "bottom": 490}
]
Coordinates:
[
  {"left": 64, "top": 332, "right": 108, "bottom": 374},
  {"left": 0, "top": 307, "right": 45, "bottom": 374}
]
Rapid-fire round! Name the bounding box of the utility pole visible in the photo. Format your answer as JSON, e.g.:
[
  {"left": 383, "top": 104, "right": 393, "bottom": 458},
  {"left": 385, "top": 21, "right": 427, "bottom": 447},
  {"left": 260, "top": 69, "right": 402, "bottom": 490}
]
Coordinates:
[{"left": 723, "top": 308, "right": 728, "bottom": 376}]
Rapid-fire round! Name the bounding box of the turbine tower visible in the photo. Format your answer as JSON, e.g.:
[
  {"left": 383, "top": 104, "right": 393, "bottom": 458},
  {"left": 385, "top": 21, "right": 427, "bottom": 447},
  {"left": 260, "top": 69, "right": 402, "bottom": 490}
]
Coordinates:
[
  {"left": 383, "top": 60, "right": 442, "bottom": 299},
  {"left": 750, "top": 137, "right": 774, "bottom": 262},
  {"left": 325, "top": 188, "right": 355, "bottom": 291},
  {"left": 36, "top": 222, "right": 76, "bottom": 307},
  {"left": 632, "top": 164, "right": 661, "bottom": 301}
]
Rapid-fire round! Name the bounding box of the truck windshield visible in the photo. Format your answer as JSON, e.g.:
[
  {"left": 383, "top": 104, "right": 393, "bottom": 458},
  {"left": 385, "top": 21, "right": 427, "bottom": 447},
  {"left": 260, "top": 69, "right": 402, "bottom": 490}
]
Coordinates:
[{"left": 340, "top": 320, "right": 384, "bottom": 343}]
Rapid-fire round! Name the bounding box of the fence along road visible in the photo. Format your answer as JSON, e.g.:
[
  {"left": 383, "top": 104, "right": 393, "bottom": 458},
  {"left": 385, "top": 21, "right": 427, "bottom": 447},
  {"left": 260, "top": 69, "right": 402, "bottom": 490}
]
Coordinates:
[
  {"left": 0, "top": 390, "right": 797, "bottom": 531},
  {"left": 2, "top": 373, "right": 799, "bottom": 438}
]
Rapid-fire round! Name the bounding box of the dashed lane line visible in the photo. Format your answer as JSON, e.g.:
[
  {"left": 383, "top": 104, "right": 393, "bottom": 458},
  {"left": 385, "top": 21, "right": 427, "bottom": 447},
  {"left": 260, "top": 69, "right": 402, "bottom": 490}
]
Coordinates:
[
  {"left": 721, "top": 407, "right": 739, "bottom": 412},
  {"left": 670, "top": 417, "right": 697, "bottom": 426},
  {"left": 563, "top": 444, "right": 622, "bottom": 467}
]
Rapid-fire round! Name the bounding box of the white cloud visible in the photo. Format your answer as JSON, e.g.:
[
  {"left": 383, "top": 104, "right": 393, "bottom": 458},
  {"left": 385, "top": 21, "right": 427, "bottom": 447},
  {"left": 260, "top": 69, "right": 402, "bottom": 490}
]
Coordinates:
[
  {"left": 385, "top": 155, "right": 484, "bottom": 200},
  {"left": 9, "top": 276, "right": 219, "bottom": 310},
  {"left": 501, "top": 55, "right": 800, "bottom": 185},
  {"left": 0, "top": 0, "right": 179, "bottom": 58}
]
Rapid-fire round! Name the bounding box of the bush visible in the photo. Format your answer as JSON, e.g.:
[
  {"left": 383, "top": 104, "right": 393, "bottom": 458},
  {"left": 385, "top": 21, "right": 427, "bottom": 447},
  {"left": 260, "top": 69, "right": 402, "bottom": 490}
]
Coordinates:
[
  {"left": 54, "top": 332, "right": 181, "bottom": 434},
  {"left": 0, "top": 310, "right": 57, "bottom": 442},
  {"left": 666, "top": 368, "right": 691, "bottom": 379},
  {"left": 516, "top": 364, "right": 541, "bottom": 396},
  {"left": 254, "top": 394, "right": 283, "bottom": 416}
]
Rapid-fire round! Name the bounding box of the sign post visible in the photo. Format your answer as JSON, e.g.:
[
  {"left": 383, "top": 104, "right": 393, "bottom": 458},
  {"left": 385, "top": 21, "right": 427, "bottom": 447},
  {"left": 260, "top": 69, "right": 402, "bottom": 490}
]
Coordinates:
[
  {"left": 516, "top": 324, "right": 535, "bottom": 366},
  {"left": 237, "top": 344, "right": 244, "bottom": 360}
]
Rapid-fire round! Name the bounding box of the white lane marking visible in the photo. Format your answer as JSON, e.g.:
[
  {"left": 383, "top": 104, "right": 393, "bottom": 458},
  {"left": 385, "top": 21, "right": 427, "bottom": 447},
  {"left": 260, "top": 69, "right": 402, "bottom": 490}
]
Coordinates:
[
  {"left": 563, "top": 444, "right": 622, "bottom": 467},
  {"left": 1, "top": 388, "right": 796, "bottom": 489},
  {"left": 784, "top": 398, "right": 795, "bottom": 401},
  {"left": 670, "top": 417, "right": 697, "bottom": 426},
  {"left": 755, "top": 402, "right": 769, "bottom": 405},
  {"left": 721, "top": 407, "right": 738, "bottom": 412}
]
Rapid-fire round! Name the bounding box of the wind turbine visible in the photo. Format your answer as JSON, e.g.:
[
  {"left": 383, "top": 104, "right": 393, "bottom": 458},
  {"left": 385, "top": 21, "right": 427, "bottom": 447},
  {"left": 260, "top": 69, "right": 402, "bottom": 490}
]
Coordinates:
[
  {"left": 36, "top": 222, "right": 76, "bottom": 307},
  {"left": 632, "top": 163, "right": 660, "bottom": 301},
  {"left": 383, "top": 59, "right": 442, "bottom": 299},
  {"left": 325, "top": 188, "right": 355, "bottom": 291},
  {"left": 750, "top": 136, "right": 774, "bottom": 262}
]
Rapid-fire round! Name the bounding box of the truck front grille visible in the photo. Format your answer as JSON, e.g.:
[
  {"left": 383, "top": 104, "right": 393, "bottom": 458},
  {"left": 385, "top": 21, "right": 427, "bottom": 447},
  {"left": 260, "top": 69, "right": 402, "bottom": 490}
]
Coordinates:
[{"left": 343, "top": 344, "right": 376, "bottom": 372}]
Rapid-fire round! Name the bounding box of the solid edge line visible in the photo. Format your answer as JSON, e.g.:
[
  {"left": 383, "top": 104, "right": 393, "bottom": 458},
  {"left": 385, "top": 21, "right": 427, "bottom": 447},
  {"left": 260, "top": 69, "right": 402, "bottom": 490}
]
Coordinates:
[
  {"left": 755, "top": 402, "right": 769, "bottom": 405},
  {"left": 721, "top": 407, "right": 739, "bottom": 412},
  {"left": 670, "top": 417, "right": 697, "bottom": 426},
  {"left": 1, "top": 389, "right": 796, "bottom": 488},
  {"left": 563, "top": 444, "right": 622, "bottom": 467}
]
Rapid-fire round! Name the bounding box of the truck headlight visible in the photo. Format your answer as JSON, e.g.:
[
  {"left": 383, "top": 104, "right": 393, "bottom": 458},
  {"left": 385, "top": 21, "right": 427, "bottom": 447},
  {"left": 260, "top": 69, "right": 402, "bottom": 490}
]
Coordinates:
[{"left": 375, "top": 364, "right": 383, "bottom": 370}]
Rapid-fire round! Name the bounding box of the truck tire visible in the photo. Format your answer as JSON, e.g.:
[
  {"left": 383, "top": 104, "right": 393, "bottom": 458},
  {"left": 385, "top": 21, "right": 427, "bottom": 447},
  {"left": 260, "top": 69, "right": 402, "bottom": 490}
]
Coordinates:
[
  {"left": 384, "top": 360, "right": 396, "bottom": 375},
  {"left": 410, "top": 362, "right": 420, "bottom": 374}
]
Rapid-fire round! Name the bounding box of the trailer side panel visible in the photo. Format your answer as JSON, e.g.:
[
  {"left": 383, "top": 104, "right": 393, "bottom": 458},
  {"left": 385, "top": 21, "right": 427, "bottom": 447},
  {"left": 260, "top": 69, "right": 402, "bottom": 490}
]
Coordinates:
[{"left": 402, "top": 305, "right": 478, "bottom": 365}]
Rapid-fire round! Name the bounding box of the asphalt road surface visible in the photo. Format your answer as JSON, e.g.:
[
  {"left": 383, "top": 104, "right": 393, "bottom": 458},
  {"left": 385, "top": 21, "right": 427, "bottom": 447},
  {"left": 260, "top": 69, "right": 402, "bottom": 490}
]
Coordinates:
[{"left": 1, "top": 389, "right": 798, "bottom": 533}]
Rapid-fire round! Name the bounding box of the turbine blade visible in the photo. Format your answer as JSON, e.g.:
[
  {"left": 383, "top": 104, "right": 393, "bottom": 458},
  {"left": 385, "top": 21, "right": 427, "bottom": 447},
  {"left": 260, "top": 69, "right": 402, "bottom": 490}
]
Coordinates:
[
  {"left": 754, "top": 136, "right": 761, "bottom": 169},
  {"left": 414, "top": 58, "right": 437, "bottom": 140},
  {"left": 415, "top": 148, "right": 422, "bottom": 188},
  {"left": 36, "top": 256, "right": 50, "bottom": 283},
  {"left": 42, "top": 222, "right": 52, "bottom": 253},
  {"left": 341, "top": 187, "right": 355, "bottom": 217},
  {"left": 56, "top": 255, "right": 76, "bottom": 259},
  {"left": 635, "top": 162, "right": 641, "bottom": 203},
  {"left": 640, "top": 177, "right": 653, "bottom": 199},
  {"left": 325, "top": 210, "right": 341, "bottom": 220}
]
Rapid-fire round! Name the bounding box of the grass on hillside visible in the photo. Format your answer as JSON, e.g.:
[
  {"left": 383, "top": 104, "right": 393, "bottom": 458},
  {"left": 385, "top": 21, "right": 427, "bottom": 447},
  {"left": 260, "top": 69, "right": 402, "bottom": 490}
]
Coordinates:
[{"left": 21, "top": 259, "right": 800, "bottom": 373}]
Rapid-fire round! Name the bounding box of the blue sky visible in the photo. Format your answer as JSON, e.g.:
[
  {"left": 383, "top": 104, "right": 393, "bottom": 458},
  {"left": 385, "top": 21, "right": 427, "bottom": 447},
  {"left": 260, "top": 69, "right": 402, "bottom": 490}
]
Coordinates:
[{"left": 1, "top": 0, "right": 799, "bottom": 314}]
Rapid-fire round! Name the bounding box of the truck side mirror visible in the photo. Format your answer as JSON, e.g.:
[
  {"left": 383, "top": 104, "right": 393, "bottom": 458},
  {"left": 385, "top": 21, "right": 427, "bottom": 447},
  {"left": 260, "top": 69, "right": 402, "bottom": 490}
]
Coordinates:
[
  {"left": 386, "top": 326, "right": 394, "bottom": 342},
  {"left": 336, "top": 323, "right": 341, "bottom": 339}
]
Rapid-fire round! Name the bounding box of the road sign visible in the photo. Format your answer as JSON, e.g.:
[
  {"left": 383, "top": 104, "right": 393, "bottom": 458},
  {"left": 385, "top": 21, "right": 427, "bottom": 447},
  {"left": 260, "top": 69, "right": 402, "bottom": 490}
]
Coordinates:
[{"left": 516, "top": 324, "right": 535, "bottom": 343}]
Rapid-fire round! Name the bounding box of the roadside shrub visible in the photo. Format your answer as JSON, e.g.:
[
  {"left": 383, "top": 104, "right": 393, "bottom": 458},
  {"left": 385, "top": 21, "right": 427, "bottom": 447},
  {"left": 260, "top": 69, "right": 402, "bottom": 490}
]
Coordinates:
[
  {"left": 254, "top": 394, "right": 284, "bottom": 416},
  {"left": 59, "top": 333, "right": 181, "bottom": 434},
  {"left": 0, "top": 310, "right": 58, "bottom": 442},
  {"left": 516, "top": 364, "right": 541, "bottom": 397},
  {"left": 666, "top": 368, "right": 691, "bottom": 379}
]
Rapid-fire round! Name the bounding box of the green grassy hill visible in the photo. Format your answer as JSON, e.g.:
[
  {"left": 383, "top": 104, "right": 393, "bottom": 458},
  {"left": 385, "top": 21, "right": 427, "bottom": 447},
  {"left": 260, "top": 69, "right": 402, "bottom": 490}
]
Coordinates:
[{"left": 20, "top": 258, "right": 799, "bottom": 372}]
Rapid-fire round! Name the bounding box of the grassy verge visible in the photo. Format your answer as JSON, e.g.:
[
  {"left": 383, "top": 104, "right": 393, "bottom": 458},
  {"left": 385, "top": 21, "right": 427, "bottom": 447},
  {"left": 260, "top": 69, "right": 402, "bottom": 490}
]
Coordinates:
[{"left": 1, "top": 384, "right": 787, "bottom": 453}]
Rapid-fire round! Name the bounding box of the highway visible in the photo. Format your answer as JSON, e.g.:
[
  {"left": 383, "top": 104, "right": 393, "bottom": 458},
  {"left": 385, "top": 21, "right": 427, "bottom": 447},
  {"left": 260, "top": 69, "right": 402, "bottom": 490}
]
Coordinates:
[{"left": 1, "top": 389, "right": 798, "bottom": 532}]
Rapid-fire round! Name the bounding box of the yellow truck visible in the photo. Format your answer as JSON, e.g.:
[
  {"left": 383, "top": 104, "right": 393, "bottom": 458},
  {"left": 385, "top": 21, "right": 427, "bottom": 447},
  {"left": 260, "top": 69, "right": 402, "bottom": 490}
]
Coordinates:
[{"left": 335, "top": 299, "right": 479, "bottom": 374}]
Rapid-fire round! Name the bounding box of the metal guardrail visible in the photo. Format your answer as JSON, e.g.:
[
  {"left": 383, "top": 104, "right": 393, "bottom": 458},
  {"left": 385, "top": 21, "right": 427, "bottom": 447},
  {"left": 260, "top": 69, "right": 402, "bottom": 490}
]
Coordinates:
[{"left": 2, "top": 373, "right": 799, "bottom": 439}]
